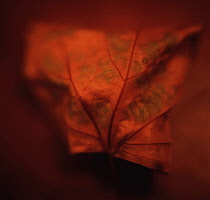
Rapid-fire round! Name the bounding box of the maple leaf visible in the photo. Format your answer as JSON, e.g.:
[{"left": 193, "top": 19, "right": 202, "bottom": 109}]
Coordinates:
[{"left": 24, "top": 24, "right": 201, "bottom": 172}]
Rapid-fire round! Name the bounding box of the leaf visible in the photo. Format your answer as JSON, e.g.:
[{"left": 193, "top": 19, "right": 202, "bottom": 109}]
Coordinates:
[{"left": 24, "top": 24, "right": 201, "bottom": 172}]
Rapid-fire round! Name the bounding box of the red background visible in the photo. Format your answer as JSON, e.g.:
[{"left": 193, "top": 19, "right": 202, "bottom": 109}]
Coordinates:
[{"left": 1, "top": 1, "right": 210, "bottom": 199}]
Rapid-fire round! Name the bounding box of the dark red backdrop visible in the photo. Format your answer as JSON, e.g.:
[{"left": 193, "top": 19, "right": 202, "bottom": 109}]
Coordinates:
[{"left": 1, "top": 1, "right": 210, "bottom": 199}]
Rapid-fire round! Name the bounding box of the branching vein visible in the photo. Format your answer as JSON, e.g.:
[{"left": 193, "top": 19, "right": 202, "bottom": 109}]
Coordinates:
[{"left": 107, "top": 30, "right": 140, "bottom": 152}]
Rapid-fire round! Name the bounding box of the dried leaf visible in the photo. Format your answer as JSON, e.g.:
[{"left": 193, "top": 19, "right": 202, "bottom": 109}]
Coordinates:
[{"left": 24, "top": 24, "right": 201, "bottom": 172}]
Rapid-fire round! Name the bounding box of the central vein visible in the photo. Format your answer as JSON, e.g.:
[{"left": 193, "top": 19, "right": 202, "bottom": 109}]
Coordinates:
[{"left": 107, "top": 30, "right": 140, "bottom": 153}]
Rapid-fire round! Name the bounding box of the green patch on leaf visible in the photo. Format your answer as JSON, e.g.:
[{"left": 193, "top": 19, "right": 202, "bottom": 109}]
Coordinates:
[
  {"left": 108, "top": 34, "right": 130, "bottom": 53},
  {"left": 44, "top": 55, "right": 62, "bottom": 71}
]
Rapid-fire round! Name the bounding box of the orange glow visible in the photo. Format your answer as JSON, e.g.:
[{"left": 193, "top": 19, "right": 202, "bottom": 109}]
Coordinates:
[{"left": 24, "top": 24, "right": 201, "bottom": 172}]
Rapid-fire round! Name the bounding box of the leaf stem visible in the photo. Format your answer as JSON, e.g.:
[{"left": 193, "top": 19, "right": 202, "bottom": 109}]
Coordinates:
[{"left": 109, "top": 153, "right": 117, "bottom": 186}]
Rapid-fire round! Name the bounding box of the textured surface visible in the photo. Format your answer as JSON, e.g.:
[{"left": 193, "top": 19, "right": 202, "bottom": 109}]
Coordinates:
[
  {"left": 1, "top": 1, "right": 210, "bottom": 199},
  {"left": 24, "top": 25, "right": 201, "bottom": 172}
]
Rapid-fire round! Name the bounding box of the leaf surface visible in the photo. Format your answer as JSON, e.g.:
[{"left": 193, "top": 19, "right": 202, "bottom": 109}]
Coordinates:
[{"left": 24, "top": 24, "right": 201, "bottom": 172}]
